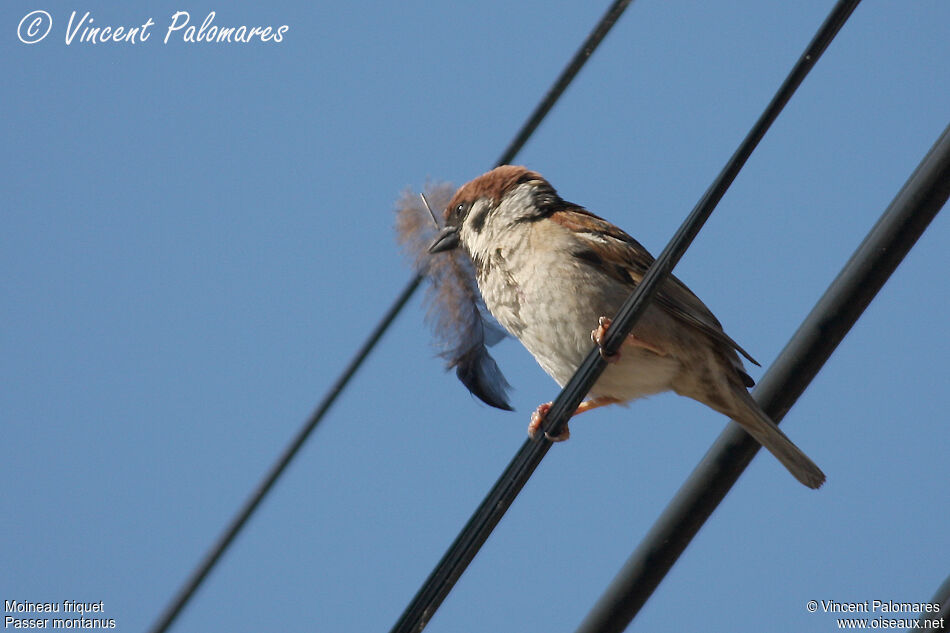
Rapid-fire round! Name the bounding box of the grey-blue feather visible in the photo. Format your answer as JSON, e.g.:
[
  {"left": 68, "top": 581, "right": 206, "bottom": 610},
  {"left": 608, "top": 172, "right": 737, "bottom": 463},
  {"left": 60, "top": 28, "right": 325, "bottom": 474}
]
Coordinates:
[{"left": 395, "top": 183, "right": 513, "bottom": 411}]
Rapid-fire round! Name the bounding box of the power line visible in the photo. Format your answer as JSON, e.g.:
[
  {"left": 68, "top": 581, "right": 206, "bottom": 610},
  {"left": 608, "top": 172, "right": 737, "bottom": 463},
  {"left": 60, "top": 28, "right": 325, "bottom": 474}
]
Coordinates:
[
  {"left": 388, "top": 2, "right": 861, "bottom": 632},
  {"left": 145, "top": 2, "right": 636, "bottom": 632},
  {"left": 537, "top": 0, "right": 861, "bottom": 441},
  {"left": 576, "top": 120, "right": 950, "bottom": 633},
  {"left": 912, "top": 574, "right": 950, "bottom": 632},
  {"left": 146, "top": 276, "right": 422, "bottom": 633}
]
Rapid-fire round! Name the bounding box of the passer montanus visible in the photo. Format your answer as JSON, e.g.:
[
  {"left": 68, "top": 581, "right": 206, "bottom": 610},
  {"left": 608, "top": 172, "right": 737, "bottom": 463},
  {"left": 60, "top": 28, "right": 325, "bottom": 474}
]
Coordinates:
[{"left": 428, "top": 165, "right": 825, "bottom": 489}]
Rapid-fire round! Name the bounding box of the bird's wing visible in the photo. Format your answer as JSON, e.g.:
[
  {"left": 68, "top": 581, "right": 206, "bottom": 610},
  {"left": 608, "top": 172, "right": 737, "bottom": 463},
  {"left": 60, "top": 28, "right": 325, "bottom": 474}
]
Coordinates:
[{"left": 551, "top": 206, "right": 759, "bottom": 369}]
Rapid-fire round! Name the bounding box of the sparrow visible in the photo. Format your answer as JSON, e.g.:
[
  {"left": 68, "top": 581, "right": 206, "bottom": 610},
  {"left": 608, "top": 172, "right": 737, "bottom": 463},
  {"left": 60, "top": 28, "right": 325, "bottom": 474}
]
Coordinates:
[{"left": 428, "top": 165, "right": 825, "bottom": 489}]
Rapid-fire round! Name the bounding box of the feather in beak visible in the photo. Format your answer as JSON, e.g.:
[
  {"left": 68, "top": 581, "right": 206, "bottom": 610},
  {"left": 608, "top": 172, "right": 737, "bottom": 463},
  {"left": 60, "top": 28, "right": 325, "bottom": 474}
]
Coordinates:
[{"left": 395, "top": 183, "right": 512, "bottom": 410}]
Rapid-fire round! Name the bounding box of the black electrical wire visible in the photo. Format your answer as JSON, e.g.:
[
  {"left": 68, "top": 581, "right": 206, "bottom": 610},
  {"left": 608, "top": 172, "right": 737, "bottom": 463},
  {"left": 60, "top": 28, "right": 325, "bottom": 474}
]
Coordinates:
[
  {"left": 576, "top": 121, "right": 950, "bottom": 633},
  {"left": 538, "top": 0, "right": 860, "bottom": 440},
  {"left": 912, "top": 574, "right": 950, "bottom": 632},
  {"left": 388, "top": 2, "right": 861, "bottom": 632},
  {"left": 146, "top": 277, "right": 422, "bottom": 633},
  {"left": 145, "top": 2, "right": 636, "bottom": 632}
]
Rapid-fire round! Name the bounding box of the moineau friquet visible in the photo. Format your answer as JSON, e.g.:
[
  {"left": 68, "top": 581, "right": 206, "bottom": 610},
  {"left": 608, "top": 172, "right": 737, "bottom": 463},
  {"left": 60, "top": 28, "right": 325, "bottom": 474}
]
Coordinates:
[{"left": 428, "top": 165, "right": 825, "bottom": 489}]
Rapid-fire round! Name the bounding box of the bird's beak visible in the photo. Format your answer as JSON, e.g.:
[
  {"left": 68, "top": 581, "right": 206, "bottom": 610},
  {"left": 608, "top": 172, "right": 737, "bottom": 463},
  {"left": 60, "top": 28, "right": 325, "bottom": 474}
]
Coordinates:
[{"left": 428, "top": 226, "right": 460, "bottom": 253}]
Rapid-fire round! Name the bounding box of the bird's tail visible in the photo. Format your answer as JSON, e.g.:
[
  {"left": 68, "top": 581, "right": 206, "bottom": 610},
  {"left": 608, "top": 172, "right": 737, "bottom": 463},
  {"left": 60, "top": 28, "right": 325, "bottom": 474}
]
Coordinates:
[{"left": 729, "top": 389, "right": 825, "bottom": 489}]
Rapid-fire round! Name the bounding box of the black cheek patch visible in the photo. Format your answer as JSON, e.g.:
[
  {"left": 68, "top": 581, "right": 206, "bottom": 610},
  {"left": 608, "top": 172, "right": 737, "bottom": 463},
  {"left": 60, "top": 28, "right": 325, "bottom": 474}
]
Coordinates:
[{"left": 468, "top": 205, "right": 488, "bottom": 233}]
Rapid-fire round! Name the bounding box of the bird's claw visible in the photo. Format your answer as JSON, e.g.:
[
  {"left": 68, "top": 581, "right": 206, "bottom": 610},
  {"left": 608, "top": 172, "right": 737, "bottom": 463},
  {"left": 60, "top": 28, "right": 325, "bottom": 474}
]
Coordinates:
[
  {"left": 591, "top": 316, "right": 621, "bottom": 363},
  {"left": 528, "top": 402, "right": 571, "bottom": 442}
]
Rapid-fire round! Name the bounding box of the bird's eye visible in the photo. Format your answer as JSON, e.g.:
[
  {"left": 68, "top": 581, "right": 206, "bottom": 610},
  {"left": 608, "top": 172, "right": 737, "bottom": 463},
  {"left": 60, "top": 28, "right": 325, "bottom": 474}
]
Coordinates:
[{"left": 454, "top": 203, "right": 468, "bottom": 221}]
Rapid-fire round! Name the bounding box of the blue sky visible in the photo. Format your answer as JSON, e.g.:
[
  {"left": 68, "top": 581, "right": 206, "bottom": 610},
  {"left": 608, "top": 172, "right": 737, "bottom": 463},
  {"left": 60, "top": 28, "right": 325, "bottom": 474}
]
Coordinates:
[{"left": 3, "top": 2, "right": 948, "bottom": 632}]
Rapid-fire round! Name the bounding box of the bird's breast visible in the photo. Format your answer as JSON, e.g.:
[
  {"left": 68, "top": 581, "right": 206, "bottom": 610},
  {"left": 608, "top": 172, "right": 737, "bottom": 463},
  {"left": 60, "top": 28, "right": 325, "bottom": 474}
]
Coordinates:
[{"left": 476, "top": 236, "right": 680, "bottom": 402}]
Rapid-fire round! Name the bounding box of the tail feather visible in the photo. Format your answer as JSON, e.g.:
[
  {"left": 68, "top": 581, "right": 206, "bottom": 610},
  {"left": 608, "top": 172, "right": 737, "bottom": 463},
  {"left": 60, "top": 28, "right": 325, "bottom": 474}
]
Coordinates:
[{"left": 730, "top": 390, "right": 826, "bottom": 489}]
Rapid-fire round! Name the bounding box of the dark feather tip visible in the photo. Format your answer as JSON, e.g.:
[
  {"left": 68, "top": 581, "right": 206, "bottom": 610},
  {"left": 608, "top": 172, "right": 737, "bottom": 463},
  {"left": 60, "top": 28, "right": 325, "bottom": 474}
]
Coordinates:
[
  {"left": 454, "top": 346, "right": 513, "bottom": 411},
  {"left": 738, "top": 369, "right": 756, "bottom": 389}
]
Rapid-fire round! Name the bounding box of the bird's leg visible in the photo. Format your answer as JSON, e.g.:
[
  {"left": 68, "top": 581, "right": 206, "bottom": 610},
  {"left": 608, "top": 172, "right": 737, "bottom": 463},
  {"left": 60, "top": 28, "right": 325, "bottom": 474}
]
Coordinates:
[
  {"left": 528, "top": 396, "right": 622, "bottom": 442},
  {"left": 574, "top": 396, "right": 622, "bottom": 414},
  {"left": 591, "top": 316, "right": 667, "bottom": 361}
]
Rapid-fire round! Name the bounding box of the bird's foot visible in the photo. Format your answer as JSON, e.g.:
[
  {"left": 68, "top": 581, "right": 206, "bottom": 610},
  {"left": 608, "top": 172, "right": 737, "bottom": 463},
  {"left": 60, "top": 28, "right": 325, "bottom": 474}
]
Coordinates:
[
  {"left": 591, "top": 317, "right": 621, "bottom": 362},
  {"left": 528, "top": 402, "right": 571, "bottom": 442},
  {"left": 591, "top": 316, "right": 667, "bottom": 359},
  {"left": 527, "top": 396, "right": 623, "bottom": 441}
]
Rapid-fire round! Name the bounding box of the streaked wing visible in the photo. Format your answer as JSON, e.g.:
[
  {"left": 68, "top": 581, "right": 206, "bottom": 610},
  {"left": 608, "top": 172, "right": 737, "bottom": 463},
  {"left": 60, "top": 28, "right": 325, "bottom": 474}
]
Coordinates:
[{"left": 551, "top": 206, "right": 759, "bottom": 367}]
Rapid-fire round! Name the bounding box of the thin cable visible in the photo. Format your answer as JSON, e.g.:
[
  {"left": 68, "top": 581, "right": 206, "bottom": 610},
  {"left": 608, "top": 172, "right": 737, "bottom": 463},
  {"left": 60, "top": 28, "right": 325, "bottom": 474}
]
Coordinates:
[
  {"left": 540, "top": 0, "right": 860, "bottom": 440},
  {"left": 576, "top": 121, "right": 950, "bottom": 633},
  {"left": 146, "top": 276, "right": 421, "bottom": 633},
  {"left": 388, "top": 3, "right": 860, "bottom": 632},
  {"left": 145, "top": 2, "right": 637, "bottom": 632},
  {"left": 911, "top": 574, "right": 950, "bottom": 632}
]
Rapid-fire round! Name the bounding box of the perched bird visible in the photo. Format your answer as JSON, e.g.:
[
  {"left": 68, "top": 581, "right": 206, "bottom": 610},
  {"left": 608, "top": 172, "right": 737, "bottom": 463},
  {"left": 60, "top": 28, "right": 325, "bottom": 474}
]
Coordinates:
[{"left": 428, "top": 165, "right": 825, "bottom": 488}]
